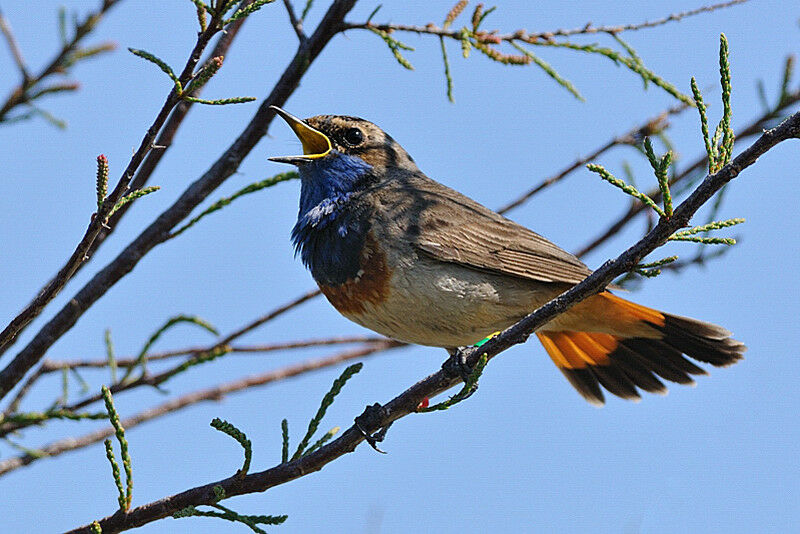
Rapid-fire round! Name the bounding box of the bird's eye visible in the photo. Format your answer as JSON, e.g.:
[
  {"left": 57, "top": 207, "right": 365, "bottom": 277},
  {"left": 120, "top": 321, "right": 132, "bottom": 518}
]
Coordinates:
[{"left": 343, "top": 128, "right": 364, "bottom": 146}]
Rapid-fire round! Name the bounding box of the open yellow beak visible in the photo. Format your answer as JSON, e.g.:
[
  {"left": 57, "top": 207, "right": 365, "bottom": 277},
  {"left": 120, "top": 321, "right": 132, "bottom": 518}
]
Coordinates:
[{"left": 268, "top": 106, "right": 331, "bottom": 164}]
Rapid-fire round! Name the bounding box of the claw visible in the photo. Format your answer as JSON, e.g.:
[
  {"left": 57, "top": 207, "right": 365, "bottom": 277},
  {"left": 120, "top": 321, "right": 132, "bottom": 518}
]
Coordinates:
[{"left": 354, "top": 403, "right": 391, "bottom": 454}]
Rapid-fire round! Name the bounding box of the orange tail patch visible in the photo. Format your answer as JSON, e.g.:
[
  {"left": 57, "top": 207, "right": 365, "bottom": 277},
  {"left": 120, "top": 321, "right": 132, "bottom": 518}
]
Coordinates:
[{"left": 537, "top": 292, "right": 745, "bottom": 406}]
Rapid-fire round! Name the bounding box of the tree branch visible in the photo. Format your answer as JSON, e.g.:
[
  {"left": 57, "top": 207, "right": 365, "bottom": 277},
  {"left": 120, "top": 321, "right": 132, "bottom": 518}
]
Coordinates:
[
  {"left": 282, "top": 0, "right": 306, "bottom": 41},
  {"left": 79, "top": 0, "right": 256, "bottom": 270},
  {"left": 341, "top": 0, "right": 749, "bottom": 42},
  {"left": 0, "top": 289, "right": 325, "bottom": 434},
  {"left": 65, "top": 109, "right": 800, "bottom": 534},
  {"left": 0, "top": 0, "right": 359, "bottom": 402}
]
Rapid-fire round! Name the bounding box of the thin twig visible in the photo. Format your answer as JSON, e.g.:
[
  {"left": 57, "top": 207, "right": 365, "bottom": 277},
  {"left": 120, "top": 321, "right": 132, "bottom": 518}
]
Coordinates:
[
  {"left": 0, "top": 8, "right": 30, "bottom": 81},
  {"left": 81, "top": 0, "right": 256, "bottom": 266},
  {"left": 496, "top": 103, "right": 687, "bottom": 215},
  {"left": 37, "top": 336, "right": 388, "bottom": 372},
  {"left": 0, "top": 0, "right": 358, "bottom": 404},
  {"left": 0, "top": 289, "right": 325, "bottom": 435},
  {"left": 342, "top": 1, "right": 749, "bottom": 42},
  {"left": 282, "top": 0, "right": 306, "bottom": 41},
  {"left": 0, "top": 341, "right": 402, "bottom": 477},
  {"left": 0, "top": 13, "right": 226, "bottom": 366}
]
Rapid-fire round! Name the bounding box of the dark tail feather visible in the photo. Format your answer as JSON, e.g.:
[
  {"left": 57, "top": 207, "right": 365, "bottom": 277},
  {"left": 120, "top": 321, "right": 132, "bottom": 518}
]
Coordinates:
[{"left": 537, "top": 314, "right": 745, "bottom": 406}]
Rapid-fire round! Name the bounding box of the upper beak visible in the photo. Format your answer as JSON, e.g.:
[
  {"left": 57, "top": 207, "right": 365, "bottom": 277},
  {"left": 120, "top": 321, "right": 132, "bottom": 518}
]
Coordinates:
[{"left": 268, "top": 106, "right": 331, "bottom": 164}]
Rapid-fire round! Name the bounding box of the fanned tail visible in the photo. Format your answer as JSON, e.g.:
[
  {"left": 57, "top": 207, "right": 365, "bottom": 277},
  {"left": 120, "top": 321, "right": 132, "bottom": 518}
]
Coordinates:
[{"left": 536, "top": 293, "right": 745, "bottom": 406}]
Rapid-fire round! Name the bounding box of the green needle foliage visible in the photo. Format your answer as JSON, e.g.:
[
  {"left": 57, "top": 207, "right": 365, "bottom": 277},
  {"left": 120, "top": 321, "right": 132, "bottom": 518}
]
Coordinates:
[
  {"left": 634, "top": 255, "right": 678, "bottom": 278},
  {"left": 174, "top": 485, "right": 287, "bottom": 533},
  {"left": 643, "top": 137, "right": 674, "bottom": 217},
  {"left": 291, "top": 363, "right": 363, "bottom": 460},
  {"left": 183, "top": 96, "right": 257, "bottom": 105},
  {"left": 587, "top": 163, "right": 666, "bottom": 217},
  {"left": 669, "top": 218, "right": 744, "bottom": 245},
  {"left": 108, "top": 186, "right": 160, "bottom": 217},
  {"left": 369, "top": 27, "right": 415, "bottom": 70},
  {"left": 103, "top": 438, "right": 125, "bottom": 511},
  {"left": 692, "top": 34, "right": 735, "bottom": 173},
  {"left": 101, "top": 386, "right": 132, "bottom": 511},
  {"left": 158, "top": 345, "right": 232, "bottom": 385},
  {"left": 301, "top": 0, "right": 315, "bottom": 21},
  {"left": 510, "top": 42, "right": 584, "bottom": 101},
  {"left": 210, "top": 418, "right": 252, "bottom": 477},
  {"left": 187, "top": 56, "right": 223, "bottom": 93},
  {"left": 302, "top": 426, "right": 340, "bottom": 457},
  {"left": 170, "top": 171, "right": 298, "bottom": 238},
  {"left": 120, "top": 315, "right": 218, "bottom": 383},
  {"left": 427, "top": 1, "right": 689, "bottom": 104},
  {"left": 95, "top": 155, "right": 109, "bottom": 209},
  {"left": 225, "top": 0, "right": 276, "bottom": 25},
  {"left": 419, "top": 353, "right": 489, "bottom": 412},
  {"left": 280, "top": 419, "right": 289, "bottom": 463},
  {"left": 0, "top": 408, "right": 106, "bottom": 425},
  {"left": 128, "top": 47, "right": 179, "bottom": 86},
  {"left": 104, "top": 328, "right": 117, "bottom": 384},
  {"left": 90, "top": 520, "right": 102, "bottom": 534}
]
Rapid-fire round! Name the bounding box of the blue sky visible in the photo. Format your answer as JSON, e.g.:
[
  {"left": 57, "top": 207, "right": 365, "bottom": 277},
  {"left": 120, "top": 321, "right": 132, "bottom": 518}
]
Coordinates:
[{"left": 0, "top": 1, "right": 798, "bottom": 532}]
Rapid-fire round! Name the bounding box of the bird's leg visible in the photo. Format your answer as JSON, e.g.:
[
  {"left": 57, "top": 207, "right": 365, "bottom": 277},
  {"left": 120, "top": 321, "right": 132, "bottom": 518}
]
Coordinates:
[
  {"left": 442, "top": 347, "right": 475, "bottom": 382},
  {"left": 354, "top": 402, "right": 392, "bottom": 454}
]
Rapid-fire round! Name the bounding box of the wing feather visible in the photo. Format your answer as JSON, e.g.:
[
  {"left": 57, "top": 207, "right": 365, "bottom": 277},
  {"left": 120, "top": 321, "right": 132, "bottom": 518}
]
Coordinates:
[{"left": 369, "top": 170, "right": 594, "bottom": 285}]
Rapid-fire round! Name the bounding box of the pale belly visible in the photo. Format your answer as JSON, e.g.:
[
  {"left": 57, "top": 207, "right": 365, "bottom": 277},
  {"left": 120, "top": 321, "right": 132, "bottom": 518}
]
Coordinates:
[{"left": 333, "top": 257, "right": 559, "bottom": 348}]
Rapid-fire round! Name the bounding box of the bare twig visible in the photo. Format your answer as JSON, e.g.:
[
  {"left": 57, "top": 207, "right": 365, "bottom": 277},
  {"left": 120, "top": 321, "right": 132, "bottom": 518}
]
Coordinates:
[
  {"left": 0, "top": 289, "right": 326, "bottom": 434},
  {"left": 496, "top": 103, "right": 686, "bottom": 215},
  {"left": 37, "top": 336, "right": 389, "bottom": 372},
  {"left": 64, "top": 109, "right": 800, "bottom": 534},
  {"left": 0, "top": 341, "right": 402, "bottom": 477},
  {"left": 0, "top": 8, "right": 30, "bottom": 81},
  {"left": 342, "top": 1, "right": 749, "bottom": 42},
  {"left": 283, "top": 0, "right": 306, "bottom": 41}
]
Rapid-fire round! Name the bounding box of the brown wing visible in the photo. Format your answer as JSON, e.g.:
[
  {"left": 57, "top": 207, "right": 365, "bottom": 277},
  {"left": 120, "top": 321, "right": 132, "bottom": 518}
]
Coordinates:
[{"left": 370, "top": 170, "right": 594, "bottom": 285}]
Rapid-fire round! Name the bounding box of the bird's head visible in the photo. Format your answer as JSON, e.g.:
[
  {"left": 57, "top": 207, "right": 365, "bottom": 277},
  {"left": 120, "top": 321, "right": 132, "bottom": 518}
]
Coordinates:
[{"left": 268, "top": 106, "right": 418, "bottom": 174}]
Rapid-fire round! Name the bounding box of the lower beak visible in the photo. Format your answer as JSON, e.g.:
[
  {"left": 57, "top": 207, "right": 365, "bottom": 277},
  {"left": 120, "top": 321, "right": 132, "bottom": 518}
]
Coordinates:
[{"left": 269, "top": 106, "right": 331, "bottom": 164}]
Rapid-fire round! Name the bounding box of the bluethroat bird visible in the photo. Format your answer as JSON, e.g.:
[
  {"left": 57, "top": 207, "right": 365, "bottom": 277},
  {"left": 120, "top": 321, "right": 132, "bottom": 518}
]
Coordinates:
[{"left": 269, "top": 106, "right": 745, "bottom": 406}]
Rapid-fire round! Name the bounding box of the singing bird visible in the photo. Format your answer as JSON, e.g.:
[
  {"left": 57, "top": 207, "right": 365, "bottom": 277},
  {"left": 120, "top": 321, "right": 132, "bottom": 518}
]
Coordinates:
[{"left": 269, "top": 106, "right": 745, "bottom": 406}]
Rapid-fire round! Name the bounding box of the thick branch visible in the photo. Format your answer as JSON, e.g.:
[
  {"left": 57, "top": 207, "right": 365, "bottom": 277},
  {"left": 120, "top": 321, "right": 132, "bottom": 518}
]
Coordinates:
[
  {"left": 0, "top": 0, "right": 358, "bottom": 402},
  {"left": 67, "top": 110, "right": 800, "bottom": 534}
]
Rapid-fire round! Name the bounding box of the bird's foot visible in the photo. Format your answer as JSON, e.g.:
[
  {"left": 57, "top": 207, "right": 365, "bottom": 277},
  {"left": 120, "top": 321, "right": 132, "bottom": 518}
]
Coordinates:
[
  {"left": 442, "top": 347, "right": 479, "bottom": 401},
  {"left": 354, "top": 403, "right": 392, "bottom": 454},
  {"left": 442, "top": 347, "right": 475, "bottom": 381}
]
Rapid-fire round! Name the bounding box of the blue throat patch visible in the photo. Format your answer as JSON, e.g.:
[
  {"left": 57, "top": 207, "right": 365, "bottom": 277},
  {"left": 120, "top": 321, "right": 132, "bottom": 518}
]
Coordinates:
[{"left": 291, "top": 152, "right": 373, "bottom": 285}]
